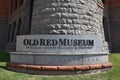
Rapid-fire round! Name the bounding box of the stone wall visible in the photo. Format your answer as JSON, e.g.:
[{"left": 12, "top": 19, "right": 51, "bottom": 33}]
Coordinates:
[
  {"left": 31, "top": 0, "right": 108, "bottom": 52},
  {"left": 31, "top": 0, "right": 101, "bottom": 35}
]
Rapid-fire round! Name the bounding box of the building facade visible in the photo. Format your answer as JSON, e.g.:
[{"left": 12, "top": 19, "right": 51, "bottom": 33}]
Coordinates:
[
  {"left": 6, "top": 0, "right": 33, "bottom": 51},
  {"left": 108, "top": 0, "right": 120, "bottom": 52},
  {"left": 0, "top": 0, "right": 9, "bottom": 50},
  {"left": 0, "top": 0, "right": 120, "bottom": 52}
]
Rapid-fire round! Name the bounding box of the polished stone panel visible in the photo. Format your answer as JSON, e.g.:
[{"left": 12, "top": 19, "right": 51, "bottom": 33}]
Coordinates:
[
  {"left": 16, "top": 35, "right": 102, "bottom": 53},
  {"left": 10, "top": 52, "right": 108, "bottom": 66}
]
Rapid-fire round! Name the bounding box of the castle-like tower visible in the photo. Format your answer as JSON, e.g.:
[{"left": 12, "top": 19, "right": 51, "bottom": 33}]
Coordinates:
[
  {"left": 6, "top": 0, "right": 112, "bottom": 74},
  {"left": 31, "top": 0, "right": 108, "bottom": 52},
  {"left": 4, "top": 0, "right": 120, "bottom": 53}
]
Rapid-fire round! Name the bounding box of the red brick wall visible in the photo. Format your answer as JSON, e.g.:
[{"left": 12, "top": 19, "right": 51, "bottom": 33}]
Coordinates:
[
  {"left": 109, "top": 0, "right": 120, "bottom": 5},
  {"left": 0, "top": 0, "right": 10, "bottom": 17},
  {"left": 104, "top": 0, "right": 120, "bottom": 7},
  {"left": 108, "top": 0, "right": 120, "bottom": 52}
]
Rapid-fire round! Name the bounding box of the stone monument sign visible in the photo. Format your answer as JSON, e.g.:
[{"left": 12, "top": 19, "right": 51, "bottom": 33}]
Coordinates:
[
  {"left": 16, "top": 35, "right": 102, "bottom": 53},
  {"left": 7, "top": 0, "right": 112, "bottom": 74}
]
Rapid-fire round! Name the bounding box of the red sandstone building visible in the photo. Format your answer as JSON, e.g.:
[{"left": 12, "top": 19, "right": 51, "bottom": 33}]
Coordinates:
[{"left": 0, "top": 0, "right": 120, "bottom": 52}]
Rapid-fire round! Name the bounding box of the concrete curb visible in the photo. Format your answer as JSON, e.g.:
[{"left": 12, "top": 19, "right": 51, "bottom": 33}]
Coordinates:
[{"left": 6, "top": 62, "right": 112, "bottom": 71}]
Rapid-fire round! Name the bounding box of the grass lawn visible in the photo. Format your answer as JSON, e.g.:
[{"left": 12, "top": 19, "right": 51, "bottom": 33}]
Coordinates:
[{"left": 0, "top": 51, "right": 120, "bottom": 80}]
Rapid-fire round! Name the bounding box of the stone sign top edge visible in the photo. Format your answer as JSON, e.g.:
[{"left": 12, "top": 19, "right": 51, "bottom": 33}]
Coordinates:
[
  {"left": 10, "top": 51, "right": 109, "bottom": 55},
  {"left": 17, "top": 34, "right": 102, "bottom": 37}
]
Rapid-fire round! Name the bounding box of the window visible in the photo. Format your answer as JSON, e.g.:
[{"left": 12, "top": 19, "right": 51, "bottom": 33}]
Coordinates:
[
  {"left": 7, "top": 24, "right": 12, "bottom": 42},
  {"left": 103, "top": 17, "right": 109, "bottom": 42},
  {"left": 17, "top": 18, "right": 22, "bottom": 35},
  {"left": 19, "top": 0, "right": 24, "bottom": 6},
  {"left": 14, "top": 0, "right": 17, "bottom": 10},
  {"left": 10, "top": 0, "right": 13, "bottom": 13},
  {"left": 11, "top": 22, "right": 16, "bottom": 42}
]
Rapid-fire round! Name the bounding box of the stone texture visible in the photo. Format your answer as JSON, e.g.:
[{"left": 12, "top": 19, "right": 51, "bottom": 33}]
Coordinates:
[
  {"left": 11, "top": 54, "right": 34, "bottom": 64},
  {"left": 31, "top": 0, "right": 108, "bottom": 52},
  {"left": 31, "top": 0, "right": 101, "bottom": 34},
  {"left": 83, "top": 54, "right": 108, "bottom": 65}
]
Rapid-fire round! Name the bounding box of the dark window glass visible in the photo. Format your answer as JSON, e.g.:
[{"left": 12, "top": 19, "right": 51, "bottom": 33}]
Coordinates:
[
  {"left": 103, "top": 17, "right": 109, "bottom": 42},
  {"left": 11, "top": 22, "right": 16, "bottom": 42},
  {"left": 10, "top": 0, "right": 13, "bottom": 13},
  {"left": 14, "top": 0, "right": 17, "bottom": 10},
  {"left": 20, "top": 0, "right": 24, "bottom": 6},
  {"left": 17, "top": 18, "right": 22, "bottom": 35},
  {"left": 7, "top": 24, "right": 12, "bottom": 42}
]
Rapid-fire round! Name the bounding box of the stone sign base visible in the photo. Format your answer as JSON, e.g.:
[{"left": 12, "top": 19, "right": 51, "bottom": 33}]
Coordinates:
[
  {"left": 6, "top": 62, "right": 112, "bottom": 75},
  {"left": 10, "top": 52, "right": 109, "bottom": 66},
  {"left": 6, "top": 52, "right": 112, "bottom": 74}
]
